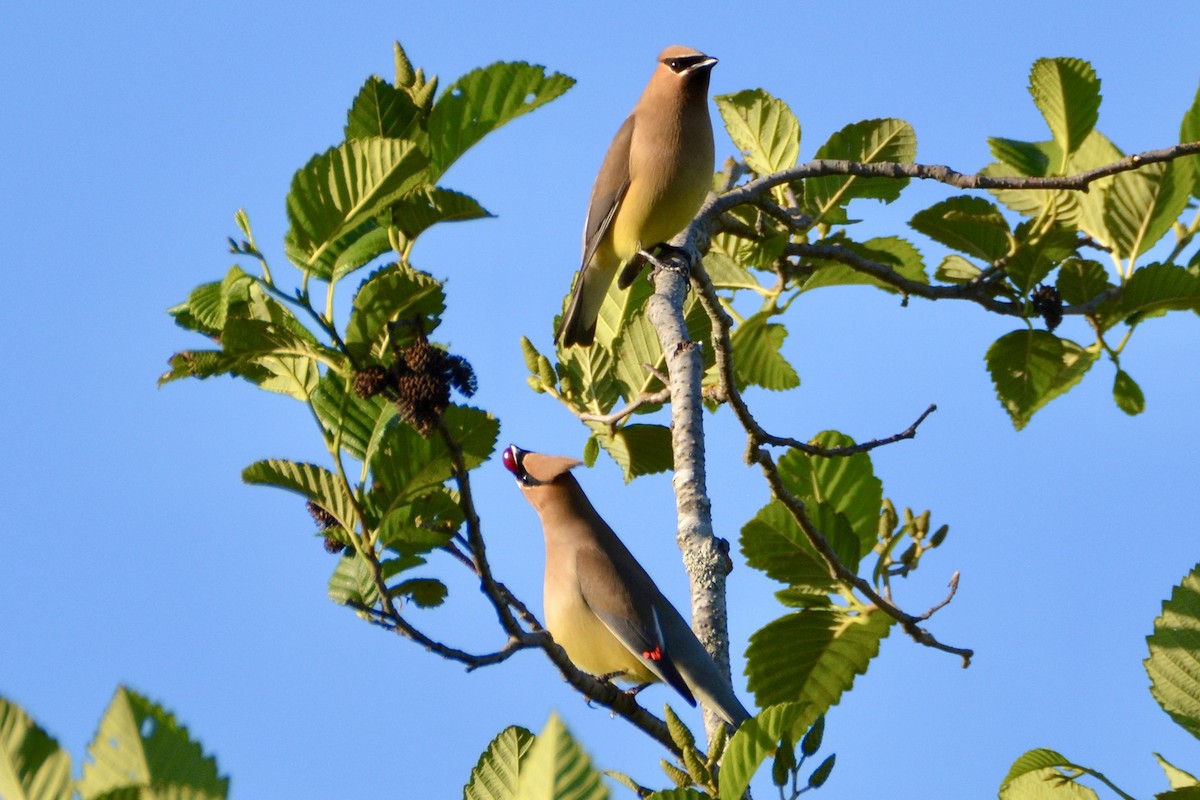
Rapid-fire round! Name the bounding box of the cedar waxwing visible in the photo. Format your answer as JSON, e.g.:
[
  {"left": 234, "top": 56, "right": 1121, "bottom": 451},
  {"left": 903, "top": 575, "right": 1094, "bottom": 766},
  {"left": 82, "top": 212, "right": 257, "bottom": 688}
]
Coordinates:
[
  {"left": 555, "top": 45, "right": 718, "bottom": 347},
  {"left": 502, "top": 445, "right": 751, "bottom": 727}
]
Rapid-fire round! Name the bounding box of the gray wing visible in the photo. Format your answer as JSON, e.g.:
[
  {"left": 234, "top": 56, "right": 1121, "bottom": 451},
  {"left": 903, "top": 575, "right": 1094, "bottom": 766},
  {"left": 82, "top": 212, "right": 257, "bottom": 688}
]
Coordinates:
[{"left": 580, "top": 115, "right": 634, "bottom": 270}]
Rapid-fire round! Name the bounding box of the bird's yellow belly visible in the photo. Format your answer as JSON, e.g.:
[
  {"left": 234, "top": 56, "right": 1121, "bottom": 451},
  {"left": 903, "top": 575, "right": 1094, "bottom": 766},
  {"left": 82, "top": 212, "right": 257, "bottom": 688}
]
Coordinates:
[{"left": 545, "top": 589, "right": 657, "bottom": 685}]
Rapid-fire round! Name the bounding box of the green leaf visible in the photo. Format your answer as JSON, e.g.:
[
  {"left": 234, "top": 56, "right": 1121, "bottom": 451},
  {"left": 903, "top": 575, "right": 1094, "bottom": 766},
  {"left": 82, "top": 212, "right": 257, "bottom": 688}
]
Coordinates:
[
  {"left": 1146, "top": 562, "right": 1200, "bottom": 741},
  {"left": 587, "top": 423, "right": 673, "bottom": 482},
  {"left": 242, "top": 459, "right": 357, "bottom": 531},
  {"left": 0, "top": 695, "right": 72, "bottom": 800},
  {"left": 1104, "top": 157, "right": 1195, "bottom": 262},
  {"left": 989, "top": 137, "right": 1052, "bottom": 177},
  {"left": 647, "top": 790, "right": 708, "bottom": 800},
  {"left": 985, "top": 330, "right": 1099, "bottom": 430},
  {"left": 377, "top": 494, "right": 460, "bottom": 555},
  {"left": 745, "top": 606, "right": 894, "bottom": 715},
  {"left": 311, "top": 372, "right": 395, "bottom": 463},
  {"left": 79, "top": 687, "right": 228, "bottom": 800},
  {"left": 1113, "top": 370, "right": 1145, "bottom": 416},
  {"left": 777, "top": 433, "right": 883, "bottom": 557},
  {"left": 1005, "top": 223, "right": 1079, "bottom": 295},
  {"left": 732, "top": 312, "right": 799, "bottom": 391},
  {"left": 935, "top": 254, "right": 982, "bottom": 284},
  {"left": 285, "top": 137, "right": 430, "bottom": 277},
  {"left": 741, "top": 500, "right": 839, "bottom": 593},
  {"left": 1181, "top": 82, "right": 1200, "bottom": 199},
  {"left": 327, "top": 551, "right": 379, "bottom": 606},
  {"left": 388, "top": 186, "right": 492, "bottom": 241},
  {"left": 464, "top": 726, "right": 536, "bottom": 800},
  {"left": 806, "top": 118, "right": 917, "bottom": 222},
  {"left": 703, "top": 251, "right": 765, "bottom": 292},
  {"left": 392, "top": 577, "right": 448, "bottom": 608},
  {"left": 909, "top": 195, "right": 1012, "bottom": 262},
  {"left": 801, "top": 236, "right": 928, "bottom": 293},
  {"left": 999, "top": 749, "right": 1100, "bottom": 800},
  {"left": 429, "top": 62, "right": 574, "bottom": 178},
  {"left": 345, "top": 75, "right": 422, "bottom": 140},
  {"left": 1028, "top": 57, "right": 1101, "bottom": 156},
  {"left": 611, "top": 309, "right": 667, "bottom": 407},
  {"left": 1056, "top": 259, "right": 1113, "bottom": 305},
  {"left": 371, "top": 404, "right": 498, "bottom": 504},
  {"left": 556, "top": 342, "right": 622, "bottom": 415},
  {"left": 344, "top": 262, "right": 446, "bottom": 363},
  {"left": 1099, "top": 263, "right": 1200, "bottom": 330},
  {"left": 715, "top": 89, "right": 801, "bottom": 175},
  {"left": 1156, "top": 753, "right": 1200, "bottom": 790},
  {"left": 515, "top": 714, "right": 608, "bottom": 800},
  {"left": 719, "top": 703, "right": 817, "bottom": 800}
]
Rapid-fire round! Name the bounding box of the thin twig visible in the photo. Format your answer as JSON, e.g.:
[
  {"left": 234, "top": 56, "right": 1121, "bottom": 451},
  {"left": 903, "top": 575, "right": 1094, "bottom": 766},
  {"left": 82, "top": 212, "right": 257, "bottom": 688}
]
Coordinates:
[
  {"left": 580, "top": 387, "right": 671, "bottom": 427},
  {"left": 759, "top": 404, "right": 938, "bottom": 457},
  {"left": 916, "top": 572, "right": 961, "bottom": 622}
]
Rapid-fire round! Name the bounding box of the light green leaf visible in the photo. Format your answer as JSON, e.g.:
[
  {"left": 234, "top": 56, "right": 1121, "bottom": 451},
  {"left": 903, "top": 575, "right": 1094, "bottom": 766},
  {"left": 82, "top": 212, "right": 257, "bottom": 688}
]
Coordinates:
[
  {"left": 284, "top": 137, "right": 430, "bottom": 276},
  {"left": 1104, "top": 157, "right": 1195, "bottom": 262},
  {"left": 1113, "top": 370, "right": 1145, "bottom": 416},
  {"left": 745, "top": 606, "right": 894, "bottom": 715},
  {"left": 703, "top": 251, "right": 765, "bottom": 292},
  {"left": 1182, "top": 82, "right": 1200, "bottom": 199},
  {"left": 1099, "top": 263, "right": 1200, "bottom": 330},
  {"left": 556, "top": 342, "right": 622, "bottom": 415},
  {"left": 1156, "top": 753, "right": 1200, "bottom": 790},
  {"left": 327, "top": 552, "right": 380, "bottom": 606},
  {"left": 611, "top": 309, "right": 667, "bottom": 407},
  {"left": 0, "top": 696, "right": 72, "bottom": 800},
  {"left": 344, "top": 75, "right": 422, "bottom": 140},
  {"left": 1056, "top": 259, "right": 1113, "bottom": 305},
  {"left": 909, "top": 195, "right": 1012, "bottom": 262},
  {"left": 429, "top": 62, "right": 574, "bottom": 177},
  {"left": 801, "top": 236, "right": 928, "bottom": 293},
  {"left": 1029, "top": 57, "right": 1101, "bottom": 157},
  {"left": 935, "top": 254, "right": 982, "bottom": 284},
  {"left": 515, "top": 714, "right": 608, "bottom": 800},
  {"left": 587, "top": 423, "right": 672, "bottom": 482},
  {"left": 806, "top": 118, "right": 917, "bottom": 222},
  {"left": 732, "top": 312, "right": 799, "bottom": 391},
  {"left": 344, "top": 262, "right": 446, "bottom": 363},
  {"left": 719, "top": 703, "right": 817, "bottom": 800},
  {"left": 79, "top": 687, "right": 228, "bottom": 800},
  {"left": 1146, "top": 562, "right": 1200, "bottom": 741},
  {"left": 985, "top": 330, "right": 1099, "bottom": 430},
  {"left": 999, "top": 750, "right": 1101, "bottom": 800},
  {"left": 647, "top": 789, "right": 708, "bottom": 799},
  {"left": 777, "top": 432, "right": 883, "bottom": 557},
  {"left": 243, "top": 459, "right": 357, "bottom": 531},
  {"left": 715, "top": 89, "right": 801, "bottom": 175},
  {"left": 464, "top": 726, "right": 536, "bottom": 800},
  {"left": 989, "top": 137, "right": 1053, "bottom": 177}
]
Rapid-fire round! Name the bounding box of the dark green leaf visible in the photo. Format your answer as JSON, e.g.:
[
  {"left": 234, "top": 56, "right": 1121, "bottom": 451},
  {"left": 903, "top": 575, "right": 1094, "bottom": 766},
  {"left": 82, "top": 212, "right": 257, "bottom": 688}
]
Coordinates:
[
  {"left": 588, "top": 423, "right": 672, "bottom": 482},
  {"left": 1098, "top": 263, "right": 1200, "bottom": 330},
  {"left": 1028, "top": 57, "right": 1101, "bottom": 155},
  {"left": 720, "top": 703, "right": 816, "bottom": 800},
  {"left": 344, "top": 262, "right": 446, "bottom": 363},
  {"left": 345, "top": 75, "right": 422, "bottom": 140},
  {"left": 79, "top": 687, "right": 228, "bottom": 800},
  {"left": 746, "top": 607, "right": 893, "bottom": 720},
  {"left": 732, "top": 312, "right": 799, "bottom": 391},
  {"left": 1146, "top": 562, "right": 1200, "bottom": 741},
  {"left": 715, "top": 88, "right": 801, "bottom": 175},
  {"left": 809, "top": 754, "right": 835, "bottom": 788},
  {"left": 988, "top": 137, "right": 1052, "bottom": 176},
  {"left": 243, "top": 459, "right": 357, "bottom": 531},
  {"left": 392, "top": 578, "right": 448, "bottom": 608},
  {"left": 909, "top": 195, "right": 1012, "bottom": 262},
  {"left": 1113, "top": 370, "right": 1145, "bottom": 416},
  {"left": 801, "top": 715, "right": 824, "bottom": 757},
  {"left": 985, "top": 330, "right": 1099, "bottom": 430},
  {"left": 429, "top": 62, "right": 574, "bottom": 177},
  {"left": 1005, "top": 222, "right": 1079, "bottom": 295},
  {"left": 1056, "top": 259, "right": 1114, "bottom": 305},
  {"left": 741, "top": 500, "right": 838, "bottom": 593},
  {"left": 371, "top": 404, "right": 498, "bottom": 504},
  {"left": 388, "top": 186, "right": 492, "bottom": 241},
  {"left": 1182, "top": 82, "right": 1200, "bottom": 199},
  {"left": 311, "top": 372, "right": 395, "bottom": 463},
  {"left": 801, "top": 236, "right": 928, "bottom": 293}
]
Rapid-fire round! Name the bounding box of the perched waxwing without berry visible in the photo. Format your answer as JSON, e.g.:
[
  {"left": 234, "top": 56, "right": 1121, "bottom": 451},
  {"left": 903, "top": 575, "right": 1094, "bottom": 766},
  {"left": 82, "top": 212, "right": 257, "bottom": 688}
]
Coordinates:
[
  {"left": 502, "top": 445, "right": 750, "bottom": 727},
  {"left": 556, "top": 46, "right": 717, "bottom": 347}
]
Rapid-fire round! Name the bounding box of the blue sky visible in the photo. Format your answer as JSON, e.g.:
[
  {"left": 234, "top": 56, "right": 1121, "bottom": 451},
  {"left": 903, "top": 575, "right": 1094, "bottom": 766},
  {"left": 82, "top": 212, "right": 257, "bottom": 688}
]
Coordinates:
[{"left": 3, "top": 1, "right": 1199, "bottom": 797}]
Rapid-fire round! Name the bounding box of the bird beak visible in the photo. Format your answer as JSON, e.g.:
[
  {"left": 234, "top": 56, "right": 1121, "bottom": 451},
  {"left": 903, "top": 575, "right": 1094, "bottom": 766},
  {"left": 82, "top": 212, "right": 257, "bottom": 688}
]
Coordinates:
[{"left": 687, "top": 56, "right": 718, "bottom": 73}]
